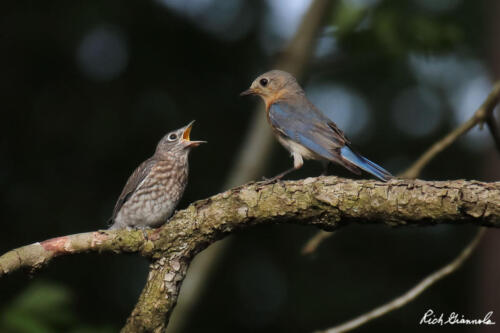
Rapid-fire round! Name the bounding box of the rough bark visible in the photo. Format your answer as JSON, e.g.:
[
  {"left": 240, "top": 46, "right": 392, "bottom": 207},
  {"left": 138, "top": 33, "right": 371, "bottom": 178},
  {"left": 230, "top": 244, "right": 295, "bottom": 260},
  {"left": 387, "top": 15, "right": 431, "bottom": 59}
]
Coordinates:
[{"left": 1, "top": 177, "right": 499, "bottom": 332}]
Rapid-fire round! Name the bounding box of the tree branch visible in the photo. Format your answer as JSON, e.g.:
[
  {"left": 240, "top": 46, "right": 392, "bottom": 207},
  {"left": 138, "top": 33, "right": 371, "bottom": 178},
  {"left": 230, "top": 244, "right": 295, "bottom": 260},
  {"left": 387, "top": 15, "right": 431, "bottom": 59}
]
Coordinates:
[
  {"left": 400, "top": 81, "right": 500, "bottom": 179},
  {"left": 1, "top": 177, "right": 500, "bottom": 331},
  {"left": 317, "top": 227, "right": 486, "bottom": 333},
  {"left": 0, "top": 230, "right": 148, "bottom": 276}
]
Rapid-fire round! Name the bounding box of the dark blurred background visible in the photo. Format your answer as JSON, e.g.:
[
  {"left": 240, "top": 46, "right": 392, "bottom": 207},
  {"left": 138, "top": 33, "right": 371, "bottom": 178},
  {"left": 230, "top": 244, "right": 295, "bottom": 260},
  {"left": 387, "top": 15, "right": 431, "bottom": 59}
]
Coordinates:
[{"left": 1, "top": 0, "right": 500, "bottom": 332}]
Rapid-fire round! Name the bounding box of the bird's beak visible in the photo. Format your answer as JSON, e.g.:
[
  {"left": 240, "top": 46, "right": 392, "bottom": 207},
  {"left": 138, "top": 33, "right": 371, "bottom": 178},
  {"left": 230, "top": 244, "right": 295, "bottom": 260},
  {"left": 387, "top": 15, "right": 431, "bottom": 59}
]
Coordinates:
[
  {"left": 240, "top": 88, "right": 256, "bottom": 96},
  {"left": 182, "top": 120, "right": 206, "bottom": 148}
]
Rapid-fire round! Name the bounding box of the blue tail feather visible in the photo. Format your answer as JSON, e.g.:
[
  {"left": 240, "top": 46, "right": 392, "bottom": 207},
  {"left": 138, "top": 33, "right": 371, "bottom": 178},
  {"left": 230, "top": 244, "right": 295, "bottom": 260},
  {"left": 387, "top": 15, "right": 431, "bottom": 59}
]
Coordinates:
[{"left": 340, "top": 146, "right": 392, "bottom": 182}]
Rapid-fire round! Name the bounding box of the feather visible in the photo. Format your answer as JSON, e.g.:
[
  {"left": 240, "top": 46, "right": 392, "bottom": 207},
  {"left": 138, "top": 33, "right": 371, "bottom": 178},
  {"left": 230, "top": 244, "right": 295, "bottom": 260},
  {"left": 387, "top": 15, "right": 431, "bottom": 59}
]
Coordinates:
[
  {"left": 340, "top": 146, "right": 392, "bottom": 181},
  {"left": 109, "top": 158, "right": 157, "bottom": 224}
]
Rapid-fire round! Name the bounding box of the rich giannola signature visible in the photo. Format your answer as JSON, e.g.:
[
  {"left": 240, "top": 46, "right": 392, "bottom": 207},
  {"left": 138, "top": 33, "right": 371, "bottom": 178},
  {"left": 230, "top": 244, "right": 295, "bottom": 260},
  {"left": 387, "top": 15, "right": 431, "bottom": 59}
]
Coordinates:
[{"left": 420, "top": 309, "right": 496, "bottom": 326}]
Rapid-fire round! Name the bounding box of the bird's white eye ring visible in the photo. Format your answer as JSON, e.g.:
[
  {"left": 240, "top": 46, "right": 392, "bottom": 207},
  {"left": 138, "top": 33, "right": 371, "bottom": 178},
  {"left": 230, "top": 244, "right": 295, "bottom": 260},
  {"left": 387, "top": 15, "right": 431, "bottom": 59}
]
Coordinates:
[{"left": 168, "top": 133, "right": 178, "bottom": 141}]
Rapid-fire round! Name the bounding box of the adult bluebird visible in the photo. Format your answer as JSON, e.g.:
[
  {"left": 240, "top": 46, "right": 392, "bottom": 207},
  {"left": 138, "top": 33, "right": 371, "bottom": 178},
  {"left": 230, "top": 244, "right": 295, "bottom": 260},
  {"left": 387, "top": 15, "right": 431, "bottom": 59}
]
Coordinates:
[
  {"left": 109, "top": 121, "right": 206, "bottom": 230},
  {"left": 241, "top": 70, "right": 392, "bottom": 182}
]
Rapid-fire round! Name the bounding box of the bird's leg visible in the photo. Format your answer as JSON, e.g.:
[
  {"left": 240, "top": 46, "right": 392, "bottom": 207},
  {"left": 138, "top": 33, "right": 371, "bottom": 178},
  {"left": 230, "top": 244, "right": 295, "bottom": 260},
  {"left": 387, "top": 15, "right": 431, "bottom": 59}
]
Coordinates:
[
  {"left": 267, "top": 167, "right": 296, "bottom": 182},
  {"left": 263, "top": 152, "right": 304, "bottom": 184},
  {"left": 142, "top": 228, "right": 149, "bottom": 241},
  {"left": 321, "top": 161, "right": 330, "bottom": 176}
]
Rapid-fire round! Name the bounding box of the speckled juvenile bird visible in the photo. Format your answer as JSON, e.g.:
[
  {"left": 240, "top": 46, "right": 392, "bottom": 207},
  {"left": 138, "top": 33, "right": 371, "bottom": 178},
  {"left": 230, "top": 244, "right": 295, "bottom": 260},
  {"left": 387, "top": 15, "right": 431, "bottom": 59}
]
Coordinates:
[
  {"left": 108, "top": 121, "right": 205, "bottom": 230},
  {"left": 241, "top": 70, "right": 392, "bottom": 182}
]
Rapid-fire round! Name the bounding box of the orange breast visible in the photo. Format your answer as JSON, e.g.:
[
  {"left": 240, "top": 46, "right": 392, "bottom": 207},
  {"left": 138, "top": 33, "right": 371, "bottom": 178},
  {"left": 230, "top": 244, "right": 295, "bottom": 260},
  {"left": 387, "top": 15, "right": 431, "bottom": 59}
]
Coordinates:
[{"left": 264, "top": 88, "right": 289, "bottom": 115}]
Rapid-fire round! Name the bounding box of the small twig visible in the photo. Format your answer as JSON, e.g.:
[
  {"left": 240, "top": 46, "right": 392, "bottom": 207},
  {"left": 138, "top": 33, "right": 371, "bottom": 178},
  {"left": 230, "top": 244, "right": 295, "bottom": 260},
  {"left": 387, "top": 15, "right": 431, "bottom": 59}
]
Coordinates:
[
  {"left": 302, "top": 230, "right": 335, "bottom": 255},
  {"left": 317, "top": 228, "right": 485, "bottom": 333},
  {"left": 400, "top": 82, "right": 500, "bottom": 179}
]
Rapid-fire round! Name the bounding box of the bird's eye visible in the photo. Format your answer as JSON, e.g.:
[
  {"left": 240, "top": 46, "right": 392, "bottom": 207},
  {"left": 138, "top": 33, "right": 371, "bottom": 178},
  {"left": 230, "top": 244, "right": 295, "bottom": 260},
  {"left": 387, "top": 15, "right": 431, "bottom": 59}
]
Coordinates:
[
  {"left": 259, "top": 78, "right": 268, "bottom": 87},
  {"left": 168, "top": 133, "right": 178, "bottom": 141}
]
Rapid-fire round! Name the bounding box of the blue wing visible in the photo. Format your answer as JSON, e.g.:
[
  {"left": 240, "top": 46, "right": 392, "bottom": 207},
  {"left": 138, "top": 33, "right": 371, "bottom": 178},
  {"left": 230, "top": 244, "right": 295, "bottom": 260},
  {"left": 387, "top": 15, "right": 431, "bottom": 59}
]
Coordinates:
[
  {"left": 269, "top": 101, "right": 392, "bottom": 181},
  {"left": 269, "top": 101, "right": 347, "bottom": 162},
  {"left": 269, "top": 101, "right": 346, "bottom": 159}
]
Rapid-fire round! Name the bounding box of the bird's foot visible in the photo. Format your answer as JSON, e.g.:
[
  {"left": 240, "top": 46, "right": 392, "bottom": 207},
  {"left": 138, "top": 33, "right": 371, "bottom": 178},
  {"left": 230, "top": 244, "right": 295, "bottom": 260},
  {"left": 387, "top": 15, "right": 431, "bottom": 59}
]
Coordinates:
[
  {"left": 133, "top": 226, "right": 150, "bottom": 241},
  {"left": 260, "top": 175, "right": 281, "bottom": 185}
]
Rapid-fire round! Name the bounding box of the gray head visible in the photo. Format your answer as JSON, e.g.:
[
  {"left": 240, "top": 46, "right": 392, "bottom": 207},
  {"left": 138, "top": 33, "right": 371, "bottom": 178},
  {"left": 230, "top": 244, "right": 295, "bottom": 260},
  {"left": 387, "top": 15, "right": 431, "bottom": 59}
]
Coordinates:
[
  {"left": 240, "top": 70, "right": 304, "bottom": 102},
  {"left": 155, "top": 121, "right": 206, "bottom": 157}
]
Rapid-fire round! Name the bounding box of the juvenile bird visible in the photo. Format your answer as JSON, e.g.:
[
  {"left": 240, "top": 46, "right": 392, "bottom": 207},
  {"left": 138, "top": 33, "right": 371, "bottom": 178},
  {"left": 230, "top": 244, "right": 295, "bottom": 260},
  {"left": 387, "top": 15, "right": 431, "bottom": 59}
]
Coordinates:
[
  {"left": 109, "top": 121, "right": 205, "bottom": 230},
  {"left": 241, "top": 70, "right": 392, "bottom": 182}
]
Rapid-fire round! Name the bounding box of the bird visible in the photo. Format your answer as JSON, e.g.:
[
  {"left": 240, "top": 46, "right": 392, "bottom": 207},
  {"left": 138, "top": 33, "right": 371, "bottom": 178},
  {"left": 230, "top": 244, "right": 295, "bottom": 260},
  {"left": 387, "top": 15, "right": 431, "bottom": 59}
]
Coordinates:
[
  {"left": 240, "top": 70, "right": 392, "bottom": 182},
  {"left": 108, "top": 121, "right": 206, "bottom": 230}
]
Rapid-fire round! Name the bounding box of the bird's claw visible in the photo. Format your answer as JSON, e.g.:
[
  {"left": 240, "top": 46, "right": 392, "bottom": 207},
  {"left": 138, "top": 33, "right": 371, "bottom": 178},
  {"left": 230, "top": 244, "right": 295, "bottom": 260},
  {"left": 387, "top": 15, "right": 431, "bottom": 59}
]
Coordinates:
[{"left": 132, "top": 226, "right": 150, "bottom": 241}]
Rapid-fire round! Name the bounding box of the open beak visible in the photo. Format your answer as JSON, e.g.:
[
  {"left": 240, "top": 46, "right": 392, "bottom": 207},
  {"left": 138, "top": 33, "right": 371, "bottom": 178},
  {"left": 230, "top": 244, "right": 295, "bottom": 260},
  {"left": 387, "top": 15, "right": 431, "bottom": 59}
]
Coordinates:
[
  {"left": 182, "top": 120, "right": 206, "bottom": 148},
  {"left": 240, "top": 88, "right": 256, "bottom": 96}
]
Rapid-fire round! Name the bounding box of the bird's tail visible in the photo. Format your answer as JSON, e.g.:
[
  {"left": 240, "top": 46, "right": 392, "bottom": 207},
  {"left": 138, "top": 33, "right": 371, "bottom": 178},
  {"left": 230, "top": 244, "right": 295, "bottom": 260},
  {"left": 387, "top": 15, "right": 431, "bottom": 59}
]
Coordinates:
[{"left": 340, "top": 146, "right": 392, "bottom": 182}]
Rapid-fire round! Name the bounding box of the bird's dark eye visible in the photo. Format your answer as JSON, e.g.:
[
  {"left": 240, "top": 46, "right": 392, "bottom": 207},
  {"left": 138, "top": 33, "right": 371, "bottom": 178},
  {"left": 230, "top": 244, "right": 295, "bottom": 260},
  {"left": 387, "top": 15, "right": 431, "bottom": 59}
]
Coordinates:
[
  {"left": 168, "top": 133, "right": 178, "bottom": 141},
  {"left": 259, "top": 78, "right": 268, "bottom": 87}
]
